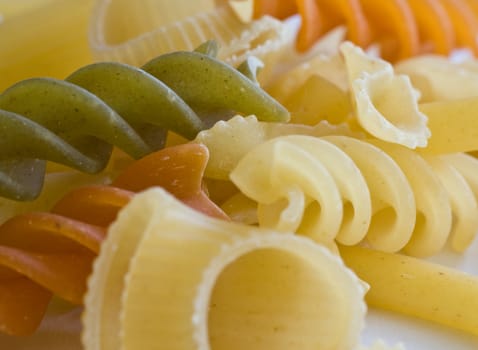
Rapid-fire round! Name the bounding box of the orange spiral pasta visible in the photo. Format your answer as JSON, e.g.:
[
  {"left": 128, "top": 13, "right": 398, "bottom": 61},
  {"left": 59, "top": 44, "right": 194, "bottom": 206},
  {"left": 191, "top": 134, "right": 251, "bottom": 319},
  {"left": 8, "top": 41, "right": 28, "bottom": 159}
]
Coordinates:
[
  {"left": 252, "top": 0, "right": 478, "bottom": 60},
  {"left": 0, "top": 143, "right": 227, "bottom": 336}
]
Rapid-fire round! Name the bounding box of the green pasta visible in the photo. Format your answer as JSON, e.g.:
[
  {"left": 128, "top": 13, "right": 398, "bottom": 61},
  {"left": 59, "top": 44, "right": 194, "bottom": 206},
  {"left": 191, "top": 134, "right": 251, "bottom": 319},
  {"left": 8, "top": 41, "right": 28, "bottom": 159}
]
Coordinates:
[
  {"left": 0, "top": 41, "right": 288, "bottom": 201},
  {"left": 142, "top": 45, "right": 290, "bottom": 125}
]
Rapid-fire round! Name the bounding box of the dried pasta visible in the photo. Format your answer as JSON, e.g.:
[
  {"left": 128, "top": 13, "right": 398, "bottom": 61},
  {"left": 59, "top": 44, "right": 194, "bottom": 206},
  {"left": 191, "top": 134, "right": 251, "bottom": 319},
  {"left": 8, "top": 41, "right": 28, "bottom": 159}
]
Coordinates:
[
  {"left": 0, "top": 143, "right": 226, "bottom": 336},
  {"left": 230, "top": 135, "right": 478, "bottom": 256},
  {"left": 83, "top": 187, "right": 367, "bottom": 350},
  {"left": 250, "top": 0, "right": 478, "bottom": 60},
  {"left": 195, "top": 114, "right": 356, "bottom": 180},
  {"left": 0, "top": 44, "right": 287, "bottom": 201},
  {"left": 395, "top": 55, "right": 478, "bottom": 102},
  {"left": 0, "top": 0, "right": 94, "bottom": 91},
  {"left": 340, "top": 42, "right": 430, "bottom": 148},
  {"left": 340, "top": 244, "right": 478, "bottom": 336},
  {"left": 89, "top": 0, "right": 293, "bottom": 83}
]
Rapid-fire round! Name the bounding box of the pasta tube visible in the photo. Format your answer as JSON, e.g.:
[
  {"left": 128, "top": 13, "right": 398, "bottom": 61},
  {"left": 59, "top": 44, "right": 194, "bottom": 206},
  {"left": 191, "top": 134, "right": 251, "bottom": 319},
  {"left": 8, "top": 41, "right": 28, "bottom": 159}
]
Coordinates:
[
  {"left": 83, "top": 188, "right": 367, "bottom": 350},
  {"left": 339, "top": 245, "right": 478, "bottom": 336}
]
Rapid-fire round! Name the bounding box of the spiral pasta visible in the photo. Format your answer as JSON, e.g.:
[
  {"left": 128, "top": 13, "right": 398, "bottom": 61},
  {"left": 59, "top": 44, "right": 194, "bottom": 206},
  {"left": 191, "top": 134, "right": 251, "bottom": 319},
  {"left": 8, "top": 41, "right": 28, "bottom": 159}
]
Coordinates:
[
  {"left": 229, "top": 134, "right": 478, "bottom": 257},
  {"left": 0, "top": 43, "right": 288, "bottom": 201},
  {"left": 251, "top": 0, "right": 478, "bottom": 60},
  {"left": 0, "top": 143, "right": 226, "bottom": 336}
]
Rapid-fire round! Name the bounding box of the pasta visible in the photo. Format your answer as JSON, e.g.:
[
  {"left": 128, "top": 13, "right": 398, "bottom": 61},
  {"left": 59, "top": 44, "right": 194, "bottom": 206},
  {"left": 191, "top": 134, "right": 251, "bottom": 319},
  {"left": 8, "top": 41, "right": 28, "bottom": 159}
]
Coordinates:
[
  {"left": 340, "top": 42, "right": 430, "bottom": 148},
  {"left": 340, "top": 244, "right": 478, "bottom": 336},
  {"left": 395, "top": 55, "right": 478, "bottom": 102},
  {"left": 0, "top": 43, "right": 288, "bottom": 201},
  {"left": 89, "top": 0, "right": 293, "bottom": 83},
  {"left": 83, "top": 187, "right": 367, "bottom": 350},
  {"left": 0, "top": 143, "right": 226, "bottom": 336},
  {"left": 229, "top": 134, "right": 478, "bottom": 256},
  {"left": 0, "top": 0, "right": 94, "bottom": 91},
  {"left": 195, "top": 114, "right": 357, "bottom": 180},
  {"left": 250, "top": 0, "right": 478, "bottom": 60}
]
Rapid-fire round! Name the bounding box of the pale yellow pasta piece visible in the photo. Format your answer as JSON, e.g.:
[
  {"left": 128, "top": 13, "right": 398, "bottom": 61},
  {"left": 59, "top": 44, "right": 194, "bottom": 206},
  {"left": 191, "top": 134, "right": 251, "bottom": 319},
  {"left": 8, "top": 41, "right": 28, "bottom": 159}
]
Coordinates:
[
  {"left": 426, "top": 156, "right": 478, "bottom": 252},
  {"left": 220, "top": 192, "right": 258, "bottom": 224},
  {"left": 369, "top": 140, "right": 452, "bottom": 257},
  {"left": 267, "top": 52, "right": 349, "bottom": 103},
  {"left": 322, "top": 136, "right": 416, "bottom": 253},
  {"left": 0, "top": 0, "right": 94, "bottom": 91},
  {"left": 340, "top": 42, "right": 430, "bottom": 149},
  {"left": 89, "top": 0, "right": 290, "bottom": 83},
  {"left": 82, "top": 188, "right": 367, "bottom": 350},
  {"left": 284, "top": 74, "right": 352, "bottom": 125},
  {"left": 442, "top": 153, "right": 478, "bottom": 201},
  {"left": 395, "top": 55, "right": 478, "bottom": 102},
  {"left": 230, "top": 135, "right": 371, "bottom": 247},
  {"left": 340, "top": 245, "right": 478, "bottom": 336},
  {"left": 195, "top": 115, "right": 356, "bottom": 180},
  {"left": 418, "top": 98, "right": 478, "bottom": 154}
]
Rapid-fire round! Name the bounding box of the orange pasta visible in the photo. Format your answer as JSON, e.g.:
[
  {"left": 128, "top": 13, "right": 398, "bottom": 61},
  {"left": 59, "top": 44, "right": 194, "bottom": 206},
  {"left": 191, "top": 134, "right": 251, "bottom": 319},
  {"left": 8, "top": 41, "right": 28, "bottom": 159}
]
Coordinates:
[
  {"left": 407, "top": 0, "right": 454, "bottom": 55},
  {"left": 297, "top": 0, "right": 370, "bottom": 52},
  {"left": 356, "top": 0, "right": 420, "bottom": 61},
  {"left": 437, "top": 0, "right": 478, "bottom": 54},
  {"left": 253, "top": 0, "right": 297, "bottom": 19},
  {"left": 252, "top": 0, "right": 478, "bottom": 60},
  {"left": 0, "top": 143, "right": 228, "bottom": 336}
]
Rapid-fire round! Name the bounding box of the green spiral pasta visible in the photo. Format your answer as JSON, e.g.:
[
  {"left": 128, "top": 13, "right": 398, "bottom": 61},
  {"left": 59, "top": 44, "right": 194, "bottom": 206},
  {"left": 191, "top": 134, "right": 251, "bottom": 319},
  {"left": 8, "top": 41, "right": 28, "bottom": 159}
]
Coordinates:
[{"left": 0, "top": 41, "right": 288, "bottom": 201}]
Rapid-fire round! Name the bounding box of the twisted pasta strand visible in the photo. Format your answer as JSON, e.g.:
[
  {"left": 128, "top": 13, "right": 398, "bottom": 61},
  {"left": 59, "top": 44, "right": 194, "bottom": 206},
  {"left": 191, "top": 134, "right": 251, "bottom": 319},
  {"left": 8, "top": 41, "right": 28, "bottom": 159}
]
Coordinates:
[
  {"left": 230, "top": 135, "right": 478, "bottom": 257},
  {"left": 0, "top": 143, "right": 227, "bottom": 336},
  {"left": 0, "top": 43, "right": 288, "bottom": 201}
]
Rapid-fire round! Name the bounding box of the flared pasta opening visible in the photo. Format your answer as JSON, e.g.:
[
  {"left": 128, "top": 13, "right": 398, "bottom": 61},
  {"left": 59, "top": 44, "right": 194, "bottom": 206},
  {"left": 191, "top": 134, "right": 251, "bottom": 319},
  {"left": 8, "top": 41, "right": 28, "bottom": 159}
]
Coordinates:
[
  {"left": 205, "top": 246, "right": 358, "bottom": 350},
  {"left": 93, "top": 0, "right": 216, "bottom": 46}
]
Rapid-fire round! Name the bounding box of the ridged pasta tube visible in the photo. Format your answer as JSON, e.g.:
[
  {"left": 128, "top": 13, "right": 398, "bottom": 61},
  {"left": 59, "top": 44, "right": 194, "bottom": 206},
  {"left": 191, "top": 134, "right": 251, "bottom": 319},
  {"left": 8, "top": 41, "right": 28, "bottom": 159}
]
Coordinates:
[
  {"left": 0, "top": 44, "right": 288, "bottom": 201},
  {"left": 82, "top": 188, "right": 367, "bottom": 350},
  {"left": 0, "top": 143, "right": 225, "bottom": 336},
  {"left": 230, "top": 135, "right": 478, "bottom": 256}
]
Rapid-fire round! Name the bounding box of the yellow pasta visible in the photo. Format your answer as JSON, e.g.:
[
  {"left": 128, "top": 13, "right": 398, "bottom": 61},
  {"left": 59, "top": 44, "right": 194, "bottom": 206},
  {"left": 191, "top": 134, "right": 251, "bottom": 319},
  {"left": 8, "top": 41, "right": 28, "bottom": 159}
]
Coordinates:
[
  {"left": 267, "top": 51, "right": 349, "bottom": 103},
  {"left": 340, "top": 245, "right": 478, "bottom": 336},
  {"left": 83, "top": 188, "right": 367, "bottom": 350},
  {"left": 195, "top": 115, "right": 357, "bottom": 180},
  {"left": 89, "top": 0, "right": 291, "bottom": 84},
  {"left": 418, "top": 97, "right": 478, "bottom": 155},
  {"left": 340, "top": 42, "right": 430, "bottom": 149},
  {"left": 0, "top": 0, "right": 94, "bottom": 91},
  {"left": 424, "top": 156, "right": 478, "bottom": 252},
  {"left": 283, "top": 74, "right": 353, "bottom": 125},
  {"left": 229, "top": 134, "right": 478, "bottom": 256},
  {"left": 230, "top": 135, "right": 410, "bottom": 251},
  {"left": 395, "top": 55, "right": 478, "bottom": 102}
]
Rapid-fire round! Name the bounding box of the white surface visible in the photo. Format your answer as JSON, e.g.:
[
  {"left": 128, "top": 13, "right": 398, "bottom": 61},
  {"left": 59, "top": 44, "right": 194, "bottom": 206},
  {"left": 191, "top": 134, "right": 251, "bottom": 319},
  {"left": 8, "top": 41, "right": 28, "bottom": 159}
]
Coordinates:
[{"left": 1, "top": 239, "right": 478, "bottom": 349}]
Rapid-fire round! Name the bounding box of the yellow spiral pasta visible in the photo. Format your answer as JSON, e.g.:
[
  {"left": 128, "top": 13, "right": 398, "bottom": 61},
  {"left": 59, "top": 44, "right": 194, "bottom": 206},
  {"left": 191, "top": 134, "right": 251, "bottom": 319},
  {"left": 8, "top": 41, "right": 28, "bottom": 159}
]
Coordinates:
[
  {"left": 229, "top": 134, "right": 478, "bottom": 257},
  {"left": 82, "top": 188, "right": 367, "bottom": 350}
]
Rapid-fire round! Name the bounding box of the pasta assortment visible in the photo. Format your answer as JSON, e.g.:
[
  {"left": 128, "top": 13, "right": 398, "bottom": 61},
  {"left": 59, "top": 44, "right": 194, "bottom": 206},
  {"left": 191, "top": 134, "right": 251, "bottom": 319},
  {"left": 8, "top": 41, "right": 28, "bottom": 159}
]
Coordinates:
[
  {"left": 2, "top": 0, "right": 478, "bottom": 349},
  {"left": 0, "top": 143, "right": 226, "bottom": 336},
  {"left": 0, "top": 42, "right": 288, "bottom": 201}
]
